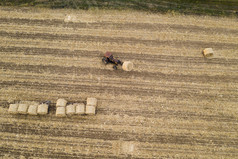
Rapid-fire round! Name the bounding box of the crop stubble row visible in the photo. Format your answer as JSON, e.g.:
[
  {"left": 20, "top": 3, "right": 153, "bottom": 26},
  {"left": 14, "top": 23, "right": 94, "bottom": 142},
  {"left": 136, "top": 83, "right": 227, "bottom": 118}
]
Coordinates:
[{"left": 1, "top": 31, "right": 238, "bottom": 51}]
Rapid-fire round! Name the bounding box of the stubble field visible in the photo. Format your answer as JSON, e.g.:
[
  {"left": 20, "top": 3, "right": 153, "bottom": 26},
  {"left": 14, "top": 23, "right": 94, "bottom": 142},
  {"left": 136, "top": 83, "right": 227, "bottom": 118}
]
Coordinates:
[{"left": 0, "top": 7, "right": 238, "bottom": 158}]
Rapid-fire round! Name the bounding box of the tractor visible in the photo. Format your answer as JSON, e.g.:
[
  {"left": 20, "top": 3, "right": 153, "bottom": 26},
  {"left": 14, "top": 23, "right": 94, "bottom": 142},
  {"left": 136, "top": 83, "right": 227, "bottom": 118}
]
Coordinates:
[{"left": 102, "top": 52, "right": 123, "bottom": 70}]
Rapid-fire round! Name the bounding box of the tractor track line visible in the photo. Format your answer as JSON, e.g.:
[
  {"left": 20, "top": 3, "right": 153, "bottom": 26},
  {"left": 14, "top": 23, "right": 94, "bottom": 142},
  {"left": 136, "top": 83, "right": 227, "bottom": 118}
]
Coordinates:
[
  {"left": 2, "top": 54, "right": 237, "bottom": 75},
  {"left": 1, "top": 111, "right": 237, "bottom": 130},
  {"left": 1, "top": 62, "right": 238, "bottom": 84},
  {"left": 1, "top": 117, "right": 237, "bottom": 137},
  {"left": 0, "top": 133, "right": 113, "bottom": 147},
  {"left": 0, "top": 147, "right": 121, "bottom": 159},
  {"left": 0, "top": 138, "right": 111, "bottom": 149},
  {"left": 138, "top": 146, "right": 237, "bottom": 156},
  {"left": 1, "top": 115, "right": 236, "bottom": 133},
  {"left": 1, "top": 123, "right": 238, "bottom": 148},
  {"left": 0, "top": 17, "right": 237, "bottom": 36},
  {"left": 1, "top": 46, "right": 238, "bottom": 66},
  {"left": 1, "top": 80, "right": 238, "bottom": 103},
  {"left": 0, "top": 31, "right": 237, "bottom": 50},
  {"left": 1, "top": 74, "right": 238, "bottom": 104},
  {"left": 1, "top": 140, "right": 236, "bottom": 158},
  {"left": 1, "top": 72, "right": 237, "bottom": 93},
  {"left": 2, "top": 136, "right": 237, "bottom": 156}
]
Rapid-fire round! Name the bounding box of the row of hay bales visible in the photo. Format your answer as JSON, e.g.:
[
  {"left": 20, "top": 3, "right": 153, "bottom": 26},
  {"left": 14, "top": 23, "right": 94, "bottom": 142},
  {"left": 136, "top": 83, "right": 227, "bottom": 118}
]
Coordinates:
[
  {"left": 56, "top": 97, "right": 97, "bottom": 117},
  {"left": 8, "top": 101, "right": 49, "bottom": 115},
  {"left": 8, "top": 98, "right": 98, "bottom": 116}
]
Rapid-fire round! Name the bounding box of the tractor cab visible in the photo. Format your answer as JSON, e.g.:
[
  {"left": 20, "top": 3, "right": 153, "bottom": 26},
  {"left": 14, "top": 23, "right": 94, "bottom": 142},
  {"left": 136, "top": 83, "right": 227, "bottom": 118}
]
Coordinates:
[{"left": 102, "top": 52, "right": 123, "bottom": 70}]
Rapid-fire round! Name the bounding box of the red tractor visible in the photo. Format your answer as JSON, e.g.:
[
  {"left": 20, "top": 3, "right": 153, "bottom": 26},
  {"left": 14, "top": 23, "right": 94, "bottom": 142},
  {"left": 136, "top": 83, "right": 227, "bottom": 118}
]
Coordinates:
[{"left": 102, "top": 52, "right": 123, "bottom": 70}]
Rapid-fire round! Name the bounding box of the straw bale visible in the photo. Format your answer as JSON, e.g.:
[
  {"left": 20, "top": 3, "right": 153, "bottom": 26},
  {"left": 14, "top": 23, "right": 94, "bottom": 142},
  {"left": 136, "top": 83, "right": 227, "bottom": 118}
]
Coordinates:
[
  {"left": 56, "top": 106, "right": 66, "bottom": 117},
  {"left": 66, "top": 104, "right": 76, "bottom": 115},
  {"left": 203, "top": 48, "right": 214, "bottom": 57},
  {"left": 122, "top": 61, "right": 134, "bottom": 71},
  {"left": 8, "top": 104, "right": 19, "bottom": 114},
  {"left": 27, "top": 104, "right": 38, "bottom": 115},
  {"left": 87, "top": 98, "right": 97, "bottom": 107},
  {"left": 121, "top": 141, "right": 136, "bottom": 154},
  {"left": 75, "top": 103, "right": 85, "bottom": 115},
  {"left": 85, "top": 105, "right": 96, "bottom": 115},
  {"left": 17, "top": 104, "right": 29, "bottom": 114},
  {"left": 56, "top": 98, "right": 67, "bottom": 107},
  {"left": 37, "top": 104, "right": 49, "bottom": 115}
]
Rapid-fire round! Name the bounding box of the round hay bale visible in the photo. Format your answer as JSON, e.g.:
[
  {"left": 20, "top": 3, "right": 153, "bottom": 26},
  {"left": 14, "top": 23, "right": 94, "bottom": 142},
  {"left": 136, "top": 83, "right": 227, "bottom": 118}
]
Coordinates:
[
  {"left": 87, "top": 98, "right": 97, "bottom": 107},
  {"left": 28, "top": 104, "right": 38, "bottom": 115},
  {"left": 85, "top": 105, "right": 96, "bottom": 115},
  {"left": 66, "top": 104, "right": 76, "bottom": 115},
  {"left": 56, "top": 98, "right": 67, "bottom": 107},
  {"left": 37, "top": 104, "right": 49, "bottom": 115},
  {"left": 203, "top": 48, "right": 214, "bottom": 57},
  {"left": 122, "top": 61, "right": 133, "bottom": 71},
  {"left": 75, "top": 103, "right": 85, "bottom": 115},
  {"left": 56, "top": 107, "right": 66, "bottom": 117},
  {"left": 8, "top": 104, "right": 19, "bottom": 114},
  {"left": 17, "top": 104, "right": 29, "bottom": 114}
]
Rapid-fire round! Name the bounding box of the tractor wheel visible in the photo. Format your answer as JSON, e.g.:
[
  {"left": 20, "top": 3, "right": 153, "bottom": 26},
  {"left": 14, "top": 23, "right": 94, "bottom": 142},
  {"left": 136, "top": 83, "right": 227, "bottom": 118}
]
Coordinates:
[
  {"left": 102, "top": 57, "right": 109, "bottom": 64},
  {"left": 113, "top": 65, "right": 118, "bottom": 70}
]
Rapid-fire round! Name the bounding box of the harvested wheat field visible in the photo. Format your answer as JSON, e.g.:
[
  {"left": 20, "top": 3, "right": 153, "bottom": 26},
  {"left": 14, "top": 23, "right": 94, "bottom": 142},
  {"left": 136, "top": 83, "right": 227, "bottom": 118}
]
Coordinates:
[{"left": 0, "top": 7, "right": 238, "bottom": 159}]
